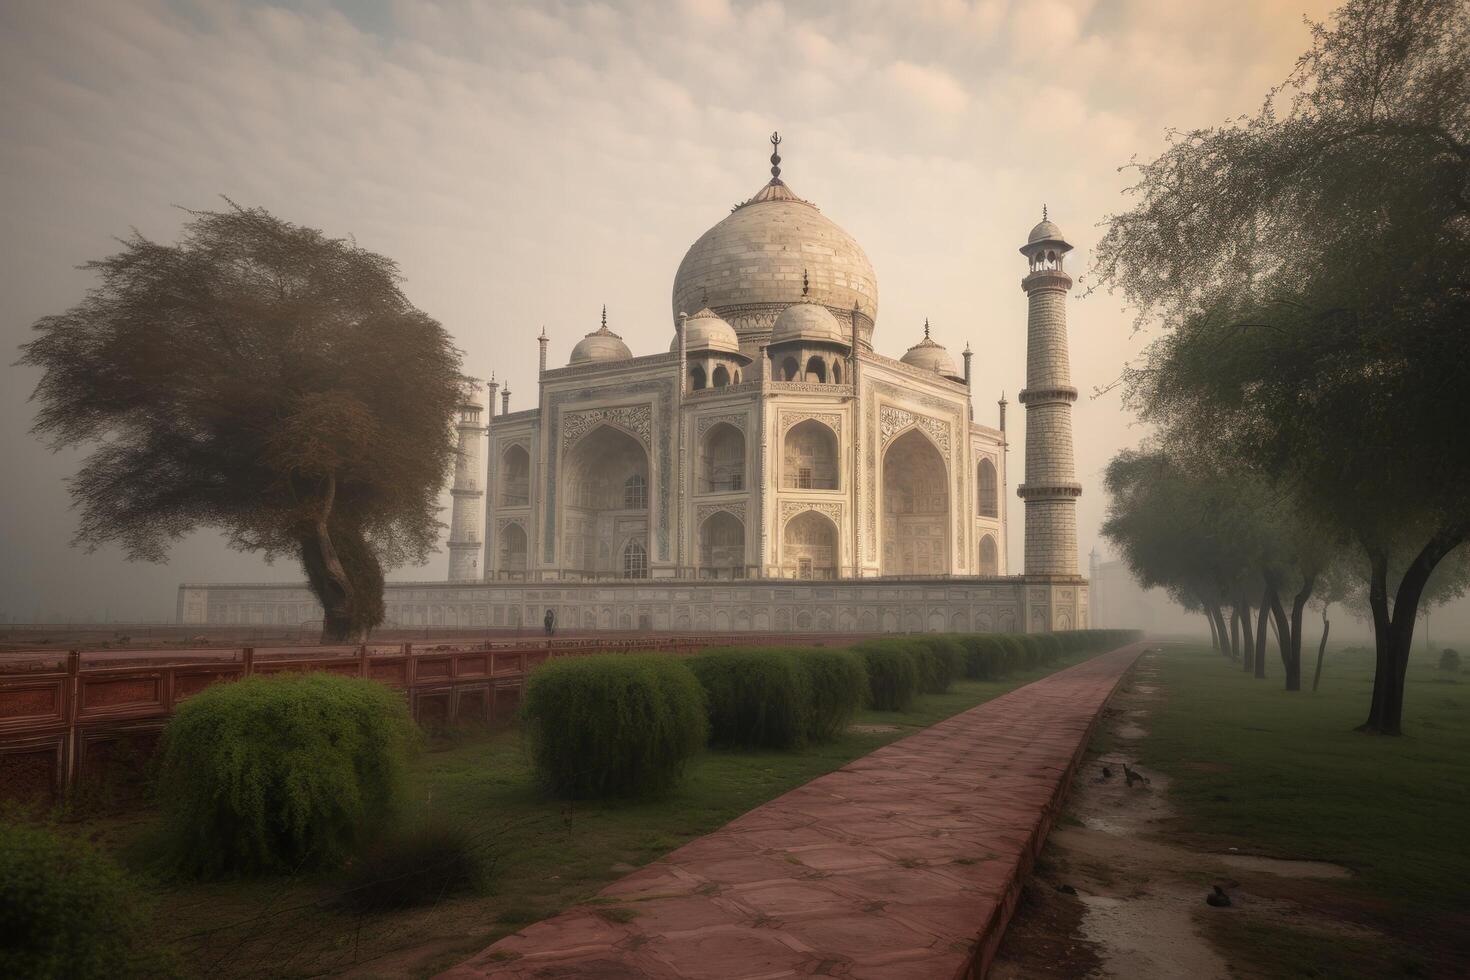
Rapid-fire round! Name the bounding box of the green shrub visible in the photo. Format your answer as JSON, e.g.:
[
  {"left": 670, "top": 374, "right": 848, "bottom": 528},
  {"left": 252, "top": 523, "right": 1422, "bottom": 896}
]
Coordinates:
[
  {"left": 689, "top": 649, "right": 811, "bottom": 750},
  {"left": 788, "top": 648, "right": 869, "bottom": 741},
  {"left": 338, "top": 819, "right": 489, "bottom": 913},
  {"left": 158, "top": 672, "right": 418, "bottom": 877},
  {"left": 913, "top": 636, "right": 964, "bottom": 694},
  {"left": 522, "top": 654, "right": 707, "bottom": 798},
  {"left": 0, "top": 822, "right": 178, "bottom": 979},
  {"left": 961, "top": 634, "right": 1010, "bottom": 680},
  {"left": 1033, "top": 633, "right": 1065, "bottom": 665},
  {"left": 855, "top": 641, "right": 920, "bottom": 711},
  {"left": 1441, "top": 649, "right": 1462, "bottom": 672}
]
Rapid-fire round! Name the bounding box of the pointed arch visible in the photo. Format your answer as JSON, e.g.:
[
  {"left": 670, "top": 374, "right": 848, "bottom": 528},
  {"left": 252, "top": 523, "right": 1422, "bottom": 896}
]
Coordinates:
[
  {"left": 979, "top": 534, "right": 999, "bottom": 575},
  {"left": 701, "top": 422, "right": 745, "bottom": 492},
  {"left": 977, "top": 457, "right": 998, "bottom": 518},
  {"left": 783, "top": 509, "right": 838, "bottom": 579},
  {"left": 881, "top": 427, "right": 950, "bottom": 575},
  {"left": 499, "top": 444, "right": 530, "bottom": 506},
  {"left": 699, "top": 510, "right": 745, "bottom": 577},
  {"left": 782, "top": 419, "right": 839, "bottom": 490}
]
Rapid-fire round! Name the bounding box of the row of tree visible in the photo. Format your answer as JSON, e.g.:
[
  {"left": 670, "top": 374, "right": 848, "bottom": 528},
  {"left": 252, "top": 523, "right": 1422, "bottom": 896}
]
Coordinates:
[{"left": 1095, "top": 0, "right": 1469, "bottom": 734}]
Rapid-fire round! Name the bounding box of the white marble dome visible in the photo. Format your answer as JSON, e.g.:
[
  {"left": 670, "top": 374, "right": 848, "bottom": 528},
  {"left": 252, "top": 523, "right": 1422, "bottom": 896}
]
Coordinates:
[
  {"left": 569, "top": 312, "right": 632, "bottom": 364},
  {"left": 672, "top": 177, "right": 878, "bottom": 336},
  {"left": 900, "top": 323, "right": 961, "bottom": 380},
  {"left": 1027, "top": 218, "right": 1064, "bottom": 244},
  {"left": 770, "top": 300, "right": 847, "bottom": 346},
  {"left": 670, "top": 307, "right": 740, "bottom": 354}
]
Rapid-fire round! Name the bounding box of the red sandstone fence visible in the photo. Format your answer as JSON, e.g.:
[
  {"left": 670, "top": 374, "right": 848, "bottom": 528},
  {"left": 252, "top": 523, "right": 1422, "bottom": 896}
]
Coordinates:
[{"left": 0, "top": 633, "right": 861, "bottom": 803}]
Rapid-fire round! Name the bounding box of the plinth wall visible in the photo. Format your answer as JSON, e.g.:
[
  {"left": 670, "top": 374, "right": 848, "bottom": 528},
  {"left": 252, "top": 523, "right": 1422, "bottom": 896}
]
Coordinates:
[{"left": 178, "top": 577, "right": 1088, "bottom": 635}]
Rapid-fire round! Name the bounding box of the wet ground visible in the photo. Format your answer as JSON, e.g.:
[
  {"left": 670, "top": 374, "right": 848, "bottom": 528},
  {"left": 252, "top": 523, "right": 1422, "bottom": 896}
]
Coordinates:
[{"left": 992, "top": 651, "right": 1359, "bottom": 980}]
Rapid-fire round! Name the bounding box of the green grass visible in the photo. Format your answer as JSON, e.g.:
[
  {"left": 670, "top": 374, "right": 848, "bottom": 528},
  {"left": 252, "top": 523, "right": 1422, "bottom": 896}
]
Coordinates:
[
  {"left": 1137, "top": 642, "right": 1470, "bottom": 977},
  {"left": 70, "top": 649, "right": 1097, "bottom": 979}
]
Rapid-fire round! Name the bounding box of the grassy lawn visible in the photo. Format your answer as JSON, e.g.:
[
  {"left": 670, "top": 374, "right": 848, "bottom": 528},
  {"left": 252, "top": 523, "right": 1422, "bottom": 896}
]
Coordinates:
[
  {"left": 67, "top": 649, "right": 1096, "bottom": 979},
  {"left": 1136, "top": 641, "right": 1470, "bottom": 979}
]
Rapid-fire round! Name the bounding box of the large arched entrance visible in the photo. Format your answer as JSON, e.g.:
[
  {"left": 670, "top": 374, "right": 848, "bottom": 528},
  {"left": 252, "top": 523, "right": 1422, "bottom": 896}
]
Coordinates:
[
  {"left": 699, "top": 511, "right": 745, "bottom": 578},
  {"left": 561, "top": 425, "right": 649, "bottom": 577},
  {"left": 881, "top": 428, "right": 950, "bottom": 575},
  {"left": 783, "top": 510, "right": 838, "bottom": 579}
]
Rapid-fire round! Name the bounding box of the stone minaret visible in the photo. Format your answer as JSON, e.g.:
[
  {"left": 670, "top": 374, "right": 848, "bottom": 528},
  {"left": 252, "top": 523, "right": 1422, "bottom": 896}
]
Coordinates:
[
  {"left": 1018, "top": 209, "right": 1081, "bottom": 577},
  {"left": 447, "top": 382, "right": 488, "bottom": 581}
]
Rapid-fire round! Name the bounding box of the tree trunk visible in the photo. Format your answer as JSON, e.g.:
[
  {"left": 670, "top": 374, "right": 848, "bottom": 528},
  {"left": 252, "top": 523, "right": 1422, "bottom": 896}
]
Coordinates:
[
  {"left": 1266, "top": 581, "right": 1294, "bottom": 692},
  {"left": 1287, "top": 574, "right": 1315, "bottom": 694},
  {"left": 1230, "top": 608, "right": 1241, "bottom": 661},
  {"left": 1254, "top": 590, "right": 1270, "bottom": 679},
  {"left": 1359, "top": 526, "right": 1468, "bottom": 735},
  {"left": 1210, "top": 604, "right": 1230, "bottom": 657},
  {"left": 1206, "top": 609, "right": 1220, "bottom": 651},
  {"left": 1238, "top": 599, "right": 1255, "bottom": 673},
  {"left": 296, "top": 475, "right": 386, "bottom": 643},
  {"left": 1312, "top": 603, "right": 1330, "bottom": 693}
]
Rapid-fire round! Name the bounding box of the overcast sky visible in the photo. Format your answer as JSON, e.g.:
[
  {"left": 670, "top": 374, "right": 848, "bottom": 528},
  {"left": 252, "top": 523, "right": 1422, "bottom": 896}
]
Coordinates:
[{"left": 1, "top": 0, "right": 1348, "bottom": 623}]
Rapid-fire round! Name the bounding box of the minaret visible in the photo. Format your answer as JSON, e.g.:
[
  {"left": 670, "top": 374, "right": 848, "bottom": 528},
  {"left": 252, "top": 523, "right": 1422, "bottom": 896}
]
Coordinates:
[
  {"left": 447, "top": 381, "right": 488, "bottom": 581},
  {"left": 538, "top": 327, "right": 549, "bottom": 374},
  {"left": 1018, "top": 207, "right": 1081, "bottom": 577}
]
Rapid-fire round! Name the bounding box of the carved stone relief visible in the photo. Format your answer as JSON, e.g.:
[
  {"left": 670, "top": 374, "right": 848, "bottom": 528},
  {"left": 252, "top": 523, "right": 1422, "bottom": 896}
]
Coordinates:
[
  {"left": 561, "top": 405, "right": 652, "bottom": 450},
  {"left": 695, "top": 412, "right": 748, "bottom": 441}
]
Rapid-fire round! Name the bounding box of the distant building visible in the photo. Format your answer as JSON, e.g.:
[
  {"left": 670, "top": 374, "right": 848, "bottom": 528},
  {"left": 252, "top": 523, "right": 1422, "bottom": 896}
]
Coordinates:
[{"left": 179, "top": 137, "right": 1088, "bottom": 633}]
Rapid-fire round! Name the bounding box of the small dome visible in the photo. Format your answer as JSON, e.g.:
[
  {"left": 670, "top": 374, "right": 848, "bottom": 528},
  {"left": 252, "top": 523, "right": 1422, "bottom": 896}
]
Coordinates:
[
  {"left": 569, "top": 309, "right": 632, "bottom": 364},
  {"left": 670, "top": 307, "right": 740, "bottom": 354},
  {"left": 1028, "top": 218, "right": 1063, "bottom": 244},
  {"left": 900, "top": 321, "right": 961, "bottom": 380},
  {"left": 771, "top": 301, "right": 847, "bottom": 346}
]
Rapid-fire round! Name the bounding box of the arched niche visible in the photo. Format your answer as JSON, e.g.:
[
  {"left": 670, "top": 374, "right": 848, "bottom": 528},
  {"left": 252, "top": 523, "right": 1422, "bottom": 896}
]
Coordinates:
[
  {"left": 881, "top": 428, "right": 949, "bottom": 575},
  {"left": 979, "top": 533, "right": 999, "bottom": 575},
  {"left": 783, "top": 510, "right": 837, "bottom": 579},
  {"left": 562, "top": 424, "right": 649, "bottom": 577},
  {"left": 701, "top": 422, "right": 745, "bottom": 492},
  {"left": 712, "top": 364, "right": 731, "bottom": 387},
  {"left": 500, "top": 444, "right": 530, "bottom": 506},
  {"left": 690, "top": 364, "right": 707, "bottom": 390},
  {"left": 977, "top": 457, "right": 998, "bottom": 518},
  {"left": 805, "top": 356, "right": 827, "bottom": 383},
  {"left": 498, "top": 523, "right": 528, "bottom": 574},
  {"left": 699, "top": 510, "right": 745, "bottom": 578},
  {"left": 782, "top": 419, "right": 838, "bottom": 490}
]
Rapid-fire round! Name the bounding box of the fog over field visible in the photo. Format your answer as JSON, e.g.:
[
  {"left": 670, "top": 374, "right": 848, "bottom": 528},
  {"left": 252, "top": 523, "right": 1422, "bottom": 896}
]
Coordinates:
[{"left": 4, "top": 0, "right": 1463, "bottom": 636}]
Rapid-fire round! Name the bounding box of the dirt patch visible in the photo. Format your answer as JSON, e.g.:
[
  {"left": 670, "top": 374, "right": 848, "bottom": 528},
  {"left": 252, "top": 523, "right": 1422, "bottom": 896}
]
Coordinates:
[
  {"left": 847, "top": 723, "right": 900, "bottom": 734},
  {"left": 988, "top": 881, "right": 1103, "bottom": 980},
  {"left": 992, "top": 651, "right": 1367, "bottom": 980}
]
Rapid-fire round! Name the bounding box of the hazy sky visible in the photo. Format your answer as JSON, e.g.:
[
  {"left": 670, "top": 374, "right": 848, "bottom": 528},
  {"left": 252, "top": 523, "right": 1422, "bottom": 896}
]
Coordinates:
[{"left": 0, "top": 0, "right": 1344, "bottom": 623}]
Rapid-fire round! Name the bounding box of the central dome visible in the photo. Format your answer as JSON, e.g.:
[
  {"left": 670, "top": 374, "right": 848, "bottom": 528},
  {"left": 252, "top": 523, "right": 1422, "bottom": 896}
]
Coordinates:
[{"left": 672, "top": 171, "right": 878, "bottom": 345}]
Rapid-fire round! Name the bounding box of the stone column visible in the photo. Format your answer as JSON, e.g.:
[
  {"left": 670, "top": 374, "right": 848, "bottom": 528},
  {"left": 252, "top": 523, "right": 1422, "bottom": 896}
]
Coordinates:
[
  {"left": 448, "top": 382, "right": 487, "bottom": 581},
  {"left": 1017, "top": 214, "right": 1081, "bottom": 577}
]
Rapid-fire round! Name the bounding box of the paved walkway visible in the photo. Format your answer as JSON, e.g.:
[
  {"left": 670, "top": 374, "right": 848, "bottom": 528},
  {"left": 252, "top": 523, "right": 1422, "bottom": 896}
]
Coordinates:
[{"left": 442, "top": 643, "right": 1144, "bottom": 980}]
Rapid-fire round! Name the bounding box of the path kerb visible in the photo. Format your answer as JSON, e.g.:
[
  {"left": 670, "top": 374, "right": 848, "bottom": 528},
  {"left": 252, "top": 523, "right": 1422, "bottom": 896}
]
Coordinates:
[{"left": 442, "top": 642, "right": 1145, "bottom": 980}]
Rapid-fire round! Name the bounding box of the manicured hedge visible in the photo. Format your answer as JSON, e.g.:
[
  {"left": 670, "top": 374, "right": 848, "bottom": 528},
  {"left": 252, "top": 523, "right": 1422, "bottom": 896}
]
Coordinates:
[
  {"left": 689, "top": 649, "right": 811, "bottom": 750},
  {"left": 158, "top": 672, "right": 418, "bottom": 877},
  {"left": 0, "top": 822, "right": 178, "bottom": 979},
  {"left": 854, "top": 640, "right": 921, "bottom": 711},
  {"left": 522, "top": 654, "right": 707, "bottom": 798},
  {"left": 913, "top": 636, "right": 965, "bottom": 694},
  {"left": 788, "top": 647, "right": 869, "bottom": 742}
]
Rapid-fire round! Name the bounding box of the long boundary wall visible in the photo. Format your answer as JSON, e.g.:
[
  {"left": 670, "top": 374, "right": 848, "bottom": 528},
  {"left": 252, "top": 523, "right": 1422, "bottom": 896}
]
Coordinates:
[{"left": 177, "top": 576, "right": 1088, "bottom": 635}]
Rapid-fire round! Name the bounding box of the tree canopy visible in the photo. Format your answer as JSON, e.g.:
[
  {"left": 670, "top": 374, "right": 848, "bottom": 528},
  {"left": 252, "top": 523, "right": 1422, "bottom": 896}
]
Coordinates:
[
  {"left": 1092, "top": 0, "right": 1469, "bottom": 732},
  {"left": 22, "top": 203, "right": 464, "bottom": 640}
]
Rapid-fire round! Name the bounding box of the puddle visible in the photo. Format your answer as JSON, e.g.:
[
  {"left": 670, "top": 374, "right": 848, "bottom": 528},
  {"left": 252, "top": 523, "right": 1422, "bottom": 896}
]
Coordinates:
[
  {"left": 1114, "top": 721, "right": 1147, "bottom": 739},
  {"left": 1214, "top": 854, "right": 1351, "bottom": 878}
]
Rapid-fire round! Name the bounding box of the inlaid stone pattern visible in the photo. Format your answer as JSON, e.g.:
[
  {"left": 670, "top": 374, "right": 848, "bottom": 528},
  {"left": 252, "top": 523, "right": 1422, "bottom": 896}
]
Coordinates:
[{"left": 562, "top": 405, "right": 653, "bottom": 449}]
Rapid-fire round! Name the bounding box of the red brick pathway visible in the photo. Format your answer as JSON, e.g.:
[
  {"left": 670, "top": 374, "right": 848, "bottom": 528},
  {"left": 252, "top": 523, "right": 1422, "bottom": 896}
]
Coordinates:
[{"left": 441, "top": 643, "right": 1144, "bottom": 980}]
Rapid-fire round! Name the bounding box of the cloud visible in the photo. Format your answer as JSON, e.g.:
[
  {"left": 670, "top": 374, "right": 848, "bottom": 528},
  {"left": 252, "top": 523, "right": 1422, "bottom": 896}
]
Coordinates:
[{"left": 885, "top": 60, "right": 970, "bottom": 115}]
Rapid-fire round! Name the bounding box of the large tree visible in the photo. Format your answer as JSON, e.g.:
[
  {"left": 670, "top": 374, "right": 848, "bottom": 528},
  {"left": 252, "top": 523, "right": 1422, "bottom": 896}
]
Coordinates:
[
  {"left": 21, "top": 204, "right": 464, "bottom": 641},
  {"left": 1091, "top": 0, "right": 1470, "bottom": 732}
]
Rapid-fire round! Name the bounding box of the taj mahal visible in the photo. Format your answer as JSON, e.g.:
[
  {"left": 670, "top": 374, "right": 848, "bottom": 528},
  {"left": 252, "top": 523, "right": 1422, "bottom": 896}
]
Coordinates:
[{"left": 178, "top": 135, "right": 1088, "bottom": 634}]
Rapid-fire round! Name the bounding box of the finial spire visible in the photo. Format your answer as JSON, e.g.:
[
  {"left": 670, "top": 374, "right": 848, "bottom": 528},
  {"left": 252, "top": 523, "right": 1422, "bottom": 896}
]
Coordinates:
[
  {"left": 600, "top": 304, "right": 607, "bottom": 330},
  {"left": 924, "top": 317, "right": 931, "bottom": 339},
  {"left": 801, "top": 267, "right": 809, "bottom": 298},
  {"left": 769, "top": 131, "right": 782, "bottom": 180},
  {"left": 1042, "top": 203, "right": 1048, "bottom": 221}
]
